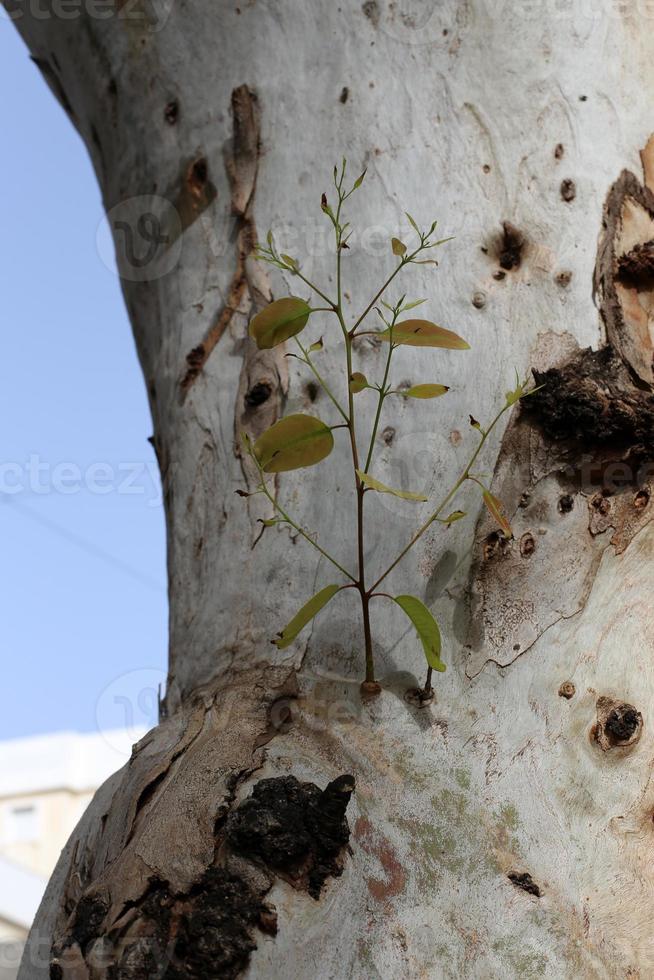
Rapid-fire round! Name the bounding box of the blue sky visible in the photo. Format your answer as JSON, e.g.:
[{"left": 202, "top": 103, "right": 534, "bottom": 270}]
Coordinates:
[{"left": 0, "top": 26, "right": 167, "bottom": 740}]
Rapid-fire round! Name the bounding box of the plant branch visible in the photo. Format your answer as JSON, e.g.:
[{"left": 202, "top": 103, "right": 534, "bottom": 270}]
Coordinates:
[{"left": 369, "top": 400, "right": 512, "bottom": 593}]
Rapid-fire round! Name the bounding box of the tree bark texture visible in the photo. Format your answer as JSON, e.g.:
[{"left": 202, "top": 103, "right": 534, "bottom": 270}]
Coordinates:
[{"left": 8, "top": 1, "right": 654, "bottom": 976}]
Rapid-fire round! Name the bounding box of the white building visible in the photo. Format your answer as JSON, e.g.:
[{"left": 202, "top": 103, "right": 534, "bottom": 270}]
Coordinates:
[{"left": 0, "top": 730, "right": 145, "bottom": 979}]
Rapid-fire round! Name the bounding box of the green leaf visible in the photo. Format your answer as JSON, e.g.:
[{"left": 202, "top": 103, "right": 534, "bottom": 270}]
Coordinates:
[
  {"left": 380, "top": 319, "right": 470, "bottom": 349},
  {"left": 281, "top": 254, "right": 299, "bottom": 271},
  {"left": 309, "top": 337, "right": 324, "bottom": 353},
  {"left": 266, "top": 229, "right": 274, "bottom": 248},
  {"left": 405, "top": 211, "right": 420, "bottom": 234},
  {"left": 505, "top": 370, "right": 526, "bottom": 406},
  {"left": 353, "top": 169, "right": 367, "bottom": 189},
  {"left": 254, "top": 414, "right": 334, "bottom": 473},
  {"left": 274, "top": 584, "right": 342, "bottom": 649},
  {"left": 356, "top": 470, "right": 427, "bottom": 501},
  {"left": 482, "top": 490, "right": 513, "bottom": 538},
  {"left": 392, "top": 237, "right": 407, "bottom": 256},
  {"left": 404, "top": 384, "right": 450, "bottom": 399},
  {"left": 249, "top": 297, "right": 311, "bottom": 350},
  {"left": 349, "top": 372, "right": 369, "bottom": 394},
  {"left": 441, "top": 510, "right": 466, "bottom": 526},
  {"left": 393, "top": 595, "right": 446, "bottom": 672},
  {"left": 402, "top": 298, "right": 427, "bottom": 311}
]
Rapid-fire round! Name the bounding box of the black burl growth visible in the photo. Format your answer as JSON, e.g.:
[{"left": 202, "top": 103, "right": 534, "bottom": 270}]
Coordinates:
[
  {"left": 527, "top": 346, "right": 654, "bottom": 453},
  {"left": 226, "top": 774, "right": 355, "bottom": 899}
]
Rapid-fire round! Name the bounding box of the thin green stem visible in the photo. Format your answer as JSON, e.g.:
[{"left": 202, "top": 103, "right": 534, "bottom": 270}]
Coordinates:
[
  {"left": 333, "top": 182, "right": 375, "bottom": 681},
  {"left": 259, "top": 478, "right": 357, "bottom": 583},
  {"left": 295, "top": 338, "right": 349, "bottom": 423},
  {"left": 349, "top": 246, "right": 424, "bottom": 337},
  {"left": 362, "top": 321, "right": 397, "bottom": 474},
  {"left": 368, "top": 401, "right": 511, "bottom": 594},
  {"left": 294, "top": 270, "right": 336, "bottom": 309}
]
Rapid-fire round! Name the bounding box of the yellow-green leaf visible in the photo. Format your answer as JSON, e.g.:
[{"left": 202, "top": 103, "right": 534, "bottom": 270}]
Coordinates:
[
  {"left": 392, "top": 237, "right": 407, "bottom": 256},
  {"left": 349, "top": 372, "right": 369, "bottom": 394},
  {"left": 281, "top": 254, "right": 299, "bottom": 271},
  {"left": 380, "top": 319, "right": 470, "bottom": 349},
  {"left": 353, "top": 169, "right": 367, "bottom": 189},
  {"left": 482, "top": 490, "right": 513, "bottom": 538},
  {"left": 249, "top": 297, "right": 311, "bottom": 350},
  {"left": 356, "top": 470, "right": 427, "bottom": 501},
  {"left": 254, "top": 414, "right": 334, "bottom": 473},
  {"left": 405, "top": 211, "right": 420, "bottom": 234},
  {"left": 443, "top": 510, "right": 466, "bottom": 525},
  {"left": 404, "top": 384, "right": 450, "bottom": 399},
  {"left": 393, "top": 594, "right": 446, "bottom": 672},
  {"left": 274, "top": 584, "right": 341, "bottom": 649},
  {"left": 309, "top": 337, "right": 324, "bottom": 353}
]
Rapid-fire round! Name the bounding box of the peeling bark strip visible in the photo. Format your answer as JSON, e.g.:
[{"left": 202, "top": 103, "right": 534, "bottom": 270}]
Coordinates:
[
  {"left": 179, "top": 86, "right": 263, "bottom": 397},
  {"left": 593, "top": 166, "right": 654, "bottom": 385},
  {"left": 46, "top": 677, "right": 354, "bottom": 980},
  {"left": 467, "top": 144, "right": 654, "bottom": 674}
]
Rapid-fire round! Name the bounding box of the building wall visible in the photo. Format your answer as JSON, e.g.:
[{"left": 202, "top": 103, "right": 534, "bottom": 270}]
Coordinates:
[{"left": 0, "top": 789, "right": 93, "bottom": 880}]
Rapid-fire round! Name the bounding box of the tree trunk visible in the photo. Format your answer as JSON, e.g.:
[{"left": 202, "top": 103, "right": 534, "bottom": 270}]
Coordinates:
[{"left": 10, "top": 1, "right": 654, "bottom": 976}]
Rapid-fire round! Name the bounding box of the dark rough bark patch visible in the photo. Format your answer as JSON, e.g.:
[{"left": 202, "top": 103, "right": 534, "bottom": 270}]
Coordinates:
[
  {"left": 69, "top": 893, "right": 109, "bottom": 951},
  {"left": 508, "top": 872, "right": 542, "bottom": 897},
  {"left": 526, "top": 346, "right": 654, "bottom": 456},
  {"left": 226, "top": 774, "right": 355, "bottom": 900},
  {"left": 54, "top": 773, "right": 354, "bottom": 979},
  {"left": 617, "top": 240, "right": 654, "bottom": 290}
]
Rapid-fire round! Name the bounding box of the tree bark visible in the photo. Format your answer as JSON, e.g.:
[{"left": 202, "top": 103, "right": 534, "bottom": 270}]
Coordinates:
[{"left": 9, "top": 1, "right": 654, "bottom": 976}]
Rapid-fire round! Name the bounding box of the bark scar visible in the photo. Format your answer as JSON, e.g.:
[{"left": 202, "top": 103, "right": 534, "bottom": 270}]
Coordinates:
[{"left": 180, "top": 86, "right": 276, "bottom": 398}]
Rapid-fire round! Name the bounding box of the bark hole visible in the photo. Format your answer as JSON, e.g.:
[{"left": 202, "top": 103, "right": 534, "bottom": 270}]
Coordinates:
[
  {"left": 495, "top": 222, "right": 525, "bottom": 271},
  {"left": 362, "top": 0, "right": 380, "bottom": 26},
  {"left": 558, "top": 681, "right": 576, "bottom": 700},
  {"left": 560, "top": 178, "right": 576, "bottom": 203},
  {"left": 594, "top": 697, "right": 643, "bottom": 750},
  {"left": 164, "top": 100, "right": 179, "bottom": 125},
  {"left": 244, "top": 382, "right": 272, "bottom": 408},
  {"left": 508, "top": 872, "right": 542, "bottom": 897},
  {"left": 634, "top": 487, "right": 650, "bottom": 508},
  {"left": 617, "top": 241, "right": 654, "bottom": 290},
  {"left": 304, "top": 380, "right": 319, "bottom": 403},
  {"left": 558, "top": 493, "right": 574, "bottom": 514}
]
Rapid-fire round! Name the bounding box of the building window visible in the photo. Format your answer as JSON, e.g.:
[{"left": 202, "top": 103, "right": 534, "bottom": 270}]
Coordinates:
[{"left": 5, "top": 803, "right": 39, "bottom": 843}]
